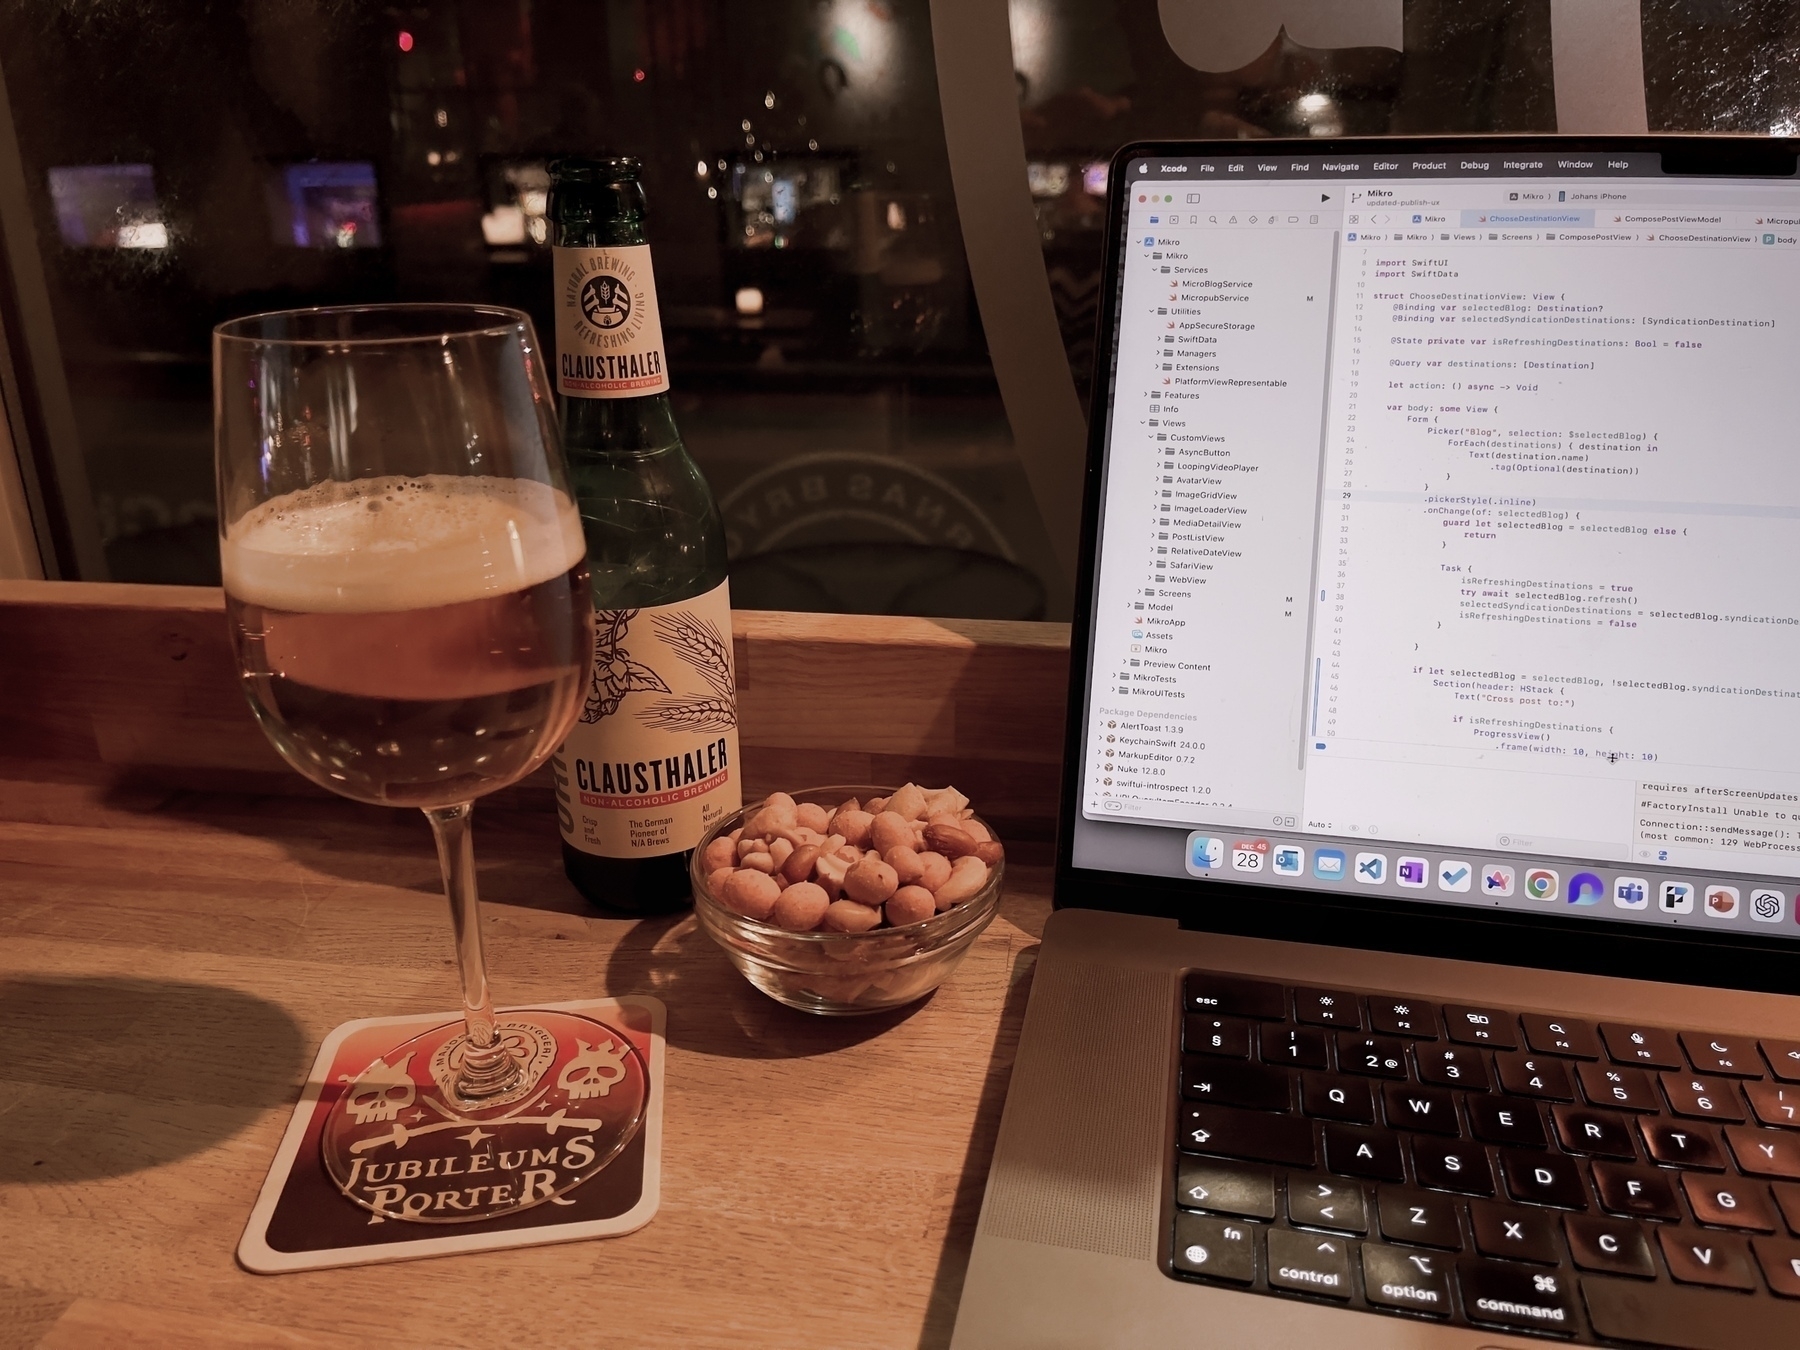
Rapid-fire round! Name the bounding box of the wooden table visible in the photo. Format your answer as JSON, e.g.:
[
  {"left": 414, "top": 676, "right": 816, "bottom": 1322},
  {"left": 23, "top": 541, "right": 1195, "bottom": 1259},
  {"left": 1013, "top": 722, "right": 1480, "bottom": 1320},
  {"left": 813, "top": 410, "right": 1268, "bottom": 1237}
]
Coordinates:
[{"left": 0, "top": 583, "right": 1071, "bottom": 1349}]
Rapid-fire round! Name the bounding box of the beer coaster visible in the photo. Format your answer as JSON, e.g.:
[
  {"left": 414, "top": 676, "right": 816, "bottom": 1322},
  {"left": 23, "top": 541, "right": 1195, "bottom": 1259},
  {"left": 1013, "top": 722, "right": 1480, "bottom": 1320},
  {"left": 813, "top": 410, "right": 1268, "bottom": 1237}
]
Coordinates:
[{"left": 238, "top": 995, "right": 664, "bottom": 1273}]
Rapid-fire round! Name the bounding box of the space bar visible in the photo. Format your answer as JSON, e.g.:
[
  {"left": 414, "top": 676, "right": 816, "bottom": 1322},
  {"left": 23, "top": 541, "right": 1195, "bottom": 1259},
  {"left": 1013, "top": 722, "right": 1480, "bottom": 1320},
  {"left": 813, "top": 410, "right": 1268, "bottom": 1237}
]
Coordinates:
[{"left": 1584, "top": 1275, "right": 1800, "bottom": 1348}]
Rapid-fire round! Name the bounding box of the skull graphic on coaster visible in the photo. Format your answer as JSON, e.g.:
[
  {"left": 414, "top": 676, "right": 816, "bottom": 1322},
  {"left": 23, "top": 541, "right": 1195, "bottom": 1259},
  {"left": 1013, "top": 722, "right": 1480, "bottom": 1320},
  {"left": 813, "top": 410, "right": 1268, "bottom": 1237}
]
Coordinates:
[{"left": 320, "top": 1009, "right": 647, "bottom": 1224}]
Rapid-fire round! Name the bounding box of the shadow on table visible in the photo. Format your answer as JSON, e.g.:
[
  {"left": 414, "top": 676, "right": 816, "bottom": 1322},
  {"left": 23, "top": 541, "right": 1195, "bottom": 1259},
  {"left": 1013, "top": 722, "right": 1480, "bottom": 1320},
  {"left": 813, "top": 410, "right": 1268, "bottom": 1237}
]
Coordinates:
[
  {"left": 0, "top": 975, "right": 308, "bottom": 1183},
  {"left": 917, "top": 942, "right": 1039, "bottom": 1350},
  {"left": 600, "top": 911, "right": 936, "bottom": 1059}
]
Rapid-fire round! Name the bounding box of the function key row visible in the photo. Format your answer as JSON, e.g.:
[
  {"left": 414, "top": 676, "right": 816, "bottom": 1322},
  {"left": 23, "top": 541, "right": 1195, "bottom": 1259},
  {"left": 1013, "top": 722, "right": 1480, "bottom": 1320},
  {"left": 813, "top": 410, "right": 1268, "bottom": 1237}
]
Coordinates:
[{"left": 1183, "top": 971, "right": 1800, "bottom": 1081}]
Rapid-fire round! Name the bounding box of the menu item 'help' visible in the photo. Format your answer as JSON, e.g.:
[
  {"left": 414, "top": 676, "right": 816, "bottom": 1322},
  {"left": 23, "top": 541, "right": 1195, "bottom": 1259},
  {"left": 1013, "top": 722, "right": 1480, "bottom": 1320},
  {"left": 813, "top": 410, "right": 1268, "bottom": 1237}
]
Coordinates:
[{"left": 703, "top": 784, "right": 1002, "bottom": 933}]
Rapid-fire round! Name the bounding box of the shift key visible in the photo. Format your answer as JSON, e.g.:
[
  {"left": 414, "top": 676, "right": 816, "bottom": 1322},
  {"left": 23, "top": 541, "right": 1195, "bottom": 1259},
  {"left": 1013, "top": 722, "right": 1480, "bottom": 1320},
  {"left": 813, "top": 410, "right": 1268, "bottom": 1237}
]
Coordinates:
[{"left": 1180, "top": 1104, "right": 1316, "bottom": 1167}]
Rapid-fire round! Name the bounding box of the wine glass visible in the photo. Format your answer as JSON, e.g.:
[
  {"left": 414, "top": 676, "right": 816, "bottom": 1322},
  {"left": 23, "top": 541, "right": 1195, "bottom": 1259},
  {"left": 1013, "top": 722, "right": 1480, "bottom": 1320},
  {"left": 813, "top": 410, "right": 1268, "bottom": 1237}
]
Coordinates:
[{"left": 214, "top": 305, "right": 645, "bottom": 1222}]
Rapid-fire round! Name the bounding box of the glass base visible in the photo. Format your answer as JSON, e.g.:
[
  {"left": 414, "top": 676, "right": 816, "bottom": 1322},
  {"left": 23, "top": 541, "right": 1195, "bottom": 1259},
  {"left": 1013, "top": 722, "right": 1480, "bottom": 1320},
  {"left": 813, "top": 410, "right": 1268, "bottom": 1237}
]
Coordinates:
[{"left": 320, "top": 1009, "right": 648, "bottom": 1224}]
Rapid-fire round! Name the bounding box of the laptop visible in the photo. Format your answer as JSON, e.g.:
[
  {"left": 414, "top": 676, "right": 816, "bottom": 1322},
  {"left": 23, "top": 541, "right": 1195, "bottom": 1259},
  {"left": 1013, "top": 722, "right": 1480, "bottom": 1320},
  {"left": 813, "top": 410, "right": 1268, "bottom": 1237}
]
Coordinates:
[{"left": 950, "top": 136, "right": 1800, "bottom": 1349}]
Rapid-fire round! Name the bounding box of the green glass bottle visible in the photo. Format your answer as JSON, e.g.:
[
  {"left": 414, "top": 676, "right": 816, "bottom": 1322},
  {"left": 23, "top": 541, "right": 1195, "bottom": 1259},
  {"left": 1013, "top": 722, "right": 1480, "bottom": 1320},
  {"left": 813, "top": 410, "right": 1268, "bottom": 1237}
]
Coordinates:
[{"left": 546, "top": 156, "right": 738, "bottom": 916}]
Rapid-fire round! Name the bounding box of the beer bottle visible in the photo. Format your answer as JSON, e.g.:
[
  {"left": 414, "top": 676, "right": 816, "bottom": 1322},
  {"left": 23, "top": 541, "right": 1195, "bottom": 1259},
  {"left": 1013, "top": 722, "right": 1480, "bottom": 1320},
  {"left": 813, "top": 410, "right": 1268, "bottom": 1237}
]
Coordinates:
[{"left": 547, "top": 156, "right": 738, "bottom": 915}]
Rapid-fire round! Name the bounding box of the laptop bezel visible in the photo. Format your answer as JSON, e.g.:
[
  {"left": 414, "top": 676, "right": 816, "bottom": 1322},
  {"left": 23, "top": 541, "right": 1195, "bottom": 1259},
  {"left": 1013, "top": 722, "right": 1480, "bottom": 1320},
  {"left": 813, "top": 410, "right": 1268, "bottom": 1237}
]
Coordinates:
[{"left": 1054, "top": 134, "right": 1800, "bottom": 994}]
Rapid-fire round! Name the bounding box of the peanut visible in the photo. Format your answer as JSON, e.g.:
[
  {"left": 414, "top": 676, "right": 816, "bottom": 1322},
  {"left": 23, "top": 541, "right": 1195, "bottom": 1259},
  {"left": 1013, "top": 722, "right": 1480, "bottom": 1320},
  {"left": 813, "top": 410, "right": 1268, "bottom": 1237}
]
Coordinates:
[
  {"left": 795, "top": 802, "right": 831, "bottom": 833},
  {"left": 923, "top": 822, "right": 979, "bottom": 859},
  {"left": 703, "top": 836, "right": 738, "bottom": 871},
  {"left": 783, "top": 843, "right": 821, "bottom": 885},
  {"left": 843, "top": 855, "right": 900, "bottom": 905},
  {"left": 886, "top": 885, "right": 936, "bottom": 926},
  {"left": 916, "top": 851, "right": 952, "bottom": 892},
  {"left": 822, "top": 899, "right": 883, "bottom": 933},
  {"left": 870, "top": 810, "right": 913, "bottom": 855},
  {"left": 721, "top": 868, "right": 781, "bottom": 919},
  {"left": 933, "top": 855, "right": 989, "bottom": 908},
  {"left": 771, "top": 881, "right": 831, "bottom": 932},
  {"left": 884, "top": 844, "right": 925, "bottom": 886},
  {"left": 831, "top": 809, "right": 874, "bottom": 848},
  {"left": 888, "top": 782, "right": 927, "bottom": 821}
]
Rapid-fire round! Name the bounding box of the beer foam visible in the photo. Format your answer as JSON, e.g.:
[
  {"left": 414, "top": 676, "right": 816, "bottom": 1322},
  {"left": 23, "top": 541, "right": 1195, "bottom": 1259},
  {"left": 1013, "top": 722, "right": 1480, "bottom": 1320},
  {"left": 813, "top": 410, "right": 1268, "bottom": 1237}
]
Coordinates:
[{"left": 221, "top": 475, "right": 587, "bottom": 613}]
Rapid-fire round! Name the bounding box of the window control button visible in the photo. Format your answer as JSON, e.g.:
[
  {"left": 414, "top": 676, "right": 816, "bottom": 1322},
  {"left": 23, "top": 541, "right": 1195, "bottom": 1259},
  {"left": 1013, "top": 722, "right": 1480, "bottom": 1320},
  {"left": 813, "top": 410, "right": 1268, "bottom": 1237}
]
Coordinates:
[
  {"left": 1566, "top": 1214, "right": 1655, "bottom": 1277},
  {"left": 1287, "top": 1175, "right": 1367, "bottom": 1234},
  {"left": 1444, "top": 1005, "right": 1517, "bottom": 1049},
  {"left": 1661, "top": 1073, "right": 1746, "bottom": 1122},
  {"left": 1680, "top": 1173, "right": 1777, "bottom": 1232},
  {"left": 1601, "top": 1023, "right": 1683, "bottom": 1069},
  {"left": 1499, "top": 1148, "right": 1588, "bottom": 1209},
  {"left": 1521, "top": 1014, "right": 1601, "bottom": 1059},
  {"left": 1173, "top": 1211, "right": 1259, "bottom": 1283},
  {"left": 1360, "top": 1243, "right": 1451, "bottom": 1316},
  {"left": 1592, "top": 1162, "right": 1682, "bottom": 1222},
  {"left": 1376, "top": 1185, "right": 1463, "bottom": 1250},
  {"left": 1658, "top": 1226, "right": 1757, "bottom": 1289},
  {"left": 1470, "top": 1198, "right": 1559, "bottom": 1263},
  {"left": 1639, "top": 1117, "right": 1726, "bottom": 1170},
  {"left": 1174, "top": 1158, "right": 1276, "bottom": 1220},
  {"left": 1266, "top": 1228, "right": 1353, "bottom": 1299},
  {"left": 1553, "top": 1104, "right": 1638, "bottom": 1160},
  {"left": 1495, "top": 1051, "right": 1575, "bottom": 1101}
]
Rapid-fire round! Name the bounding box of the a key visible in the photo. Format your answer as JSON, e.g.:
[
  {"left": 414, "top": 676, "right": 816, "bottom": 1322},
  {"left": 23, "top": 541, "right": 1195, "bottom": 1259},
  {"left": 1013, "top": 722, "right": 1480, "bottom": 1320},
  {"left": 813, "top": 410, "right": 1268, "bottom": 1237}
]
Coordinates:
[
  {"left": 1300, "top": 1072, "right": 1374, "bottom": 1124},
  {"left": 1725, "top": 1124, "right": 1800, "bottom": 1179},
  {"left": 1293, "top": 987, "right": 1362, "bottom": 1029},
  {"left": 1658, "top": 1226, "right": 1757, "bottom": 1289},
  {"left": 1762, "top": 1038, "right": 1800, "bottom": 1083},
  {"left": 1456, "top": 1259, "right": 1577, "bottom": 1333},
  {"left": 1495, "top": 1050, "right": 1575, "bottom": 1101},
  {"left": 1410, "top": 1135, "right": 1494, "bottom": 1196},
  {"left": 1639, "top": 1117, "right": 1726, "bottom": 1170},
  {"left": 1183, "top": 1014, "right": 1252, "bottom": 1058},
  {"left": 1179, "top": 1104, "right": 1316, "bottom": 1167},
  {"left": 1592, "top": 1162, "right": 1682, "bottom": 1221},
  {"left": 1376, "top": 1185, "right": 1463, "bottom": 1249},
  {"left": 1578, "top": 1062, "right": 1660, "bottom": 1112},
  {"left": 1521, "top": 1013, "right": 1601, "bottom": 1059},
  {"left": 1260, "top": 1025, "right": 1329, "bottom": 1071},
  {"left": 1335, "top": 1032, "right": 1407, "bottom": 1079},
  {"left": 1747, "top": 1080, "right": 1800, "bottom": 1129},
  {"left": 1175, "top": 1158, "right": 1277, "bottom": 1219},
  {"left": 1682, "top": 1031, "right": 1762, "bottom": 1078},
  {"left": 1359, "top": 1243, "right": 1451, "bottom": 1316},
  {"left": 1753, "top": 1235, "right": 1800, "bottom": 1296},
  {"left": 1601, "top": 1022, "right": 1683, "bottom": 1069},
  {"left": 1680, "top": 1173, "right": 1777, "bottom": 1231},
  {"left": 1367, "top": 998, "right": 1440, "bottom": 1039},
  {"left": 1444, "top": 1005, "right": 1517, "bottom": 1049},
  {"left": 1661, "top": 1072, "right": 1747, "bottom": 1122},
  {"left": 1287, "top": 1175, "right": 1367, "bottom": 1234},
  {"left": 1323, "top": 1123, "right": 1405, "bottom": 1182},
  {"left": 1553, "top": 1104, "right": 1638, "bottom": 1160},
  {"left": 1382, "top": 1082, "right": 1459, "bottom": 1136},
  {"left": 1566, "top": 1214, "right": 1655, "bottom": 1277},
  {"left": 1467, "top": 1095, "right": 1546, "bottom": 1148},
  {"left": 1265, "top": 1228, "right": 1353, "bottom": 1298},
  {"left": 1180, "top": 1057, "right": 1293, "bottom": 1112},
  {"left": 1499, "top": 1148, "right": 1588, "bottom": 1209},
  {"left": 1469, "top": 1198, "right": 1559, "bottom": 1262},
  {"left": 1182, "top": 971, "right": 1285, "bottom": 1021},
  {"left": 1172, "top": 1211, "right": 1259, "bottom": 1283},
  {"left": 1415, "top": 1044, "right": 1491, "bottom": 1091}
]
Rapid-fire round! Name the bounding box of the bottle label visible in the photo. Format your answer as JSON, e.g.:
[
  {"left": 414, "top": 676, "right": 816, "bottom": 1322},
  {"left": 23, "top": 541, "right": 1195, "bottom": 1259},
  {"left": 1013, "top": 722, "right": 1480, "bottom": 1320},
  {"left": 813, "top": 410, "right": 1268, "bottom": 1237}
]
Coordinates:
[
  {"left": 553, "top": 244, "right": 671, "bottom": 399},
  {"left": 552, "top": 578, "right": 740, "bottom": 859}
]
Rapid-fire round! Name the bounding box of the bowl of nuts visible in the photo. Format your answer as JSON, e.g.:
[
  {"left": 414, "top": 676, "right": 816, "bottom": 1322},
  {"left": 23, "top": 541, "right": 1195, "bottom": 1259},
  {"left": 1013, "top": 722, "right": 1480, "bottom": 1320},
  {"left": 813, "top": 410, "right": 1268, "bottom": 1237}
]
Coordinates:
[{"left": 690, "top": 783, "right": 1005, "bottom": 1015}]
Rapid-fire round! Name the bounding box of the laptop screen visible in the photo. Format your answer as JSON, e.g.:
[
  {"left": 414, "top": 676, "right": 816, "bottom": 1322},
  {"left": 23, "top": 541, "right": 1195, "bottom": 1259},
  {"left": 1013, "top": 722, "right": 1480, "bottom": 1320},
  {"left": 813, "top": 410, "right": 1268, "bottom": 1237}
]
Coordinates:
[{"left": 1071, "top": 141, "right": 1800, "bottom": 945}]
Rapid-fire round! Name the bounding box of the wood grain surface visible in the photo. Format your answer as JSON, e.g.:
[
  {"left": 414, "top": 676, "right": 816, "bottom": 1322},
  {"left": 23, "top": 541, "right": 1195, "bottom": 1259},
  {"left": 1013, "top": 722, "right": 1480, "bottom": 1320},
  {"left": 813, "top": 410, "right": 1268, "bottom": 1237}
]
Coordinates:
[{"left": 0, "top": 586, "right": 1064, "bottom": 1349}]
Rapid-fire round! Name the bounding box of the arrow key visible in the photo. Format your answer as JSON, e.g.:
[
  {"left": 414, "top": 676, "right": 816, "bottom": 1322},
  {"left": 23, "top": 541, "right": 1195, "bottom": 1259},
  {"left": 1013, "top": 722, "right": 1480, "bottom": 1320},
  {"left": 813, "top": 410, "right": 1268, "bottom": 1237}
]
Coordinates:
[
  {"left": 1287, "top": 1174, "right": 1368, "bottom": 1234},
  {"left": 1266, "top": 1227, "right": 1354, "bottom": 1298},
  {"left": 1174, "top": 1157, "right": 1276, "bottom": 1220},
  {"left": 1360, "top": 1242, "right": 1452, "bottom": 1316}
]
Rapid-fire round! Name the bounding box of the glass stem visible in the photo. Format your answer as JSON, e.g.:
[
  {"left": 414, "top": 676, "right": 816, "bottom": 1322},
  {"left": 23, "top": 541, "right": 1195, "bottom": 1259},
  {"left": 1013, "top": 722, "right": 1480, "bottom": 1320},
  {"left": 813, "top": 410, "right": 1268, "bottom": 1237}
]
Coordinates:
[{"left": 424, "top": 803, "right": 519, "bottom": 1102}]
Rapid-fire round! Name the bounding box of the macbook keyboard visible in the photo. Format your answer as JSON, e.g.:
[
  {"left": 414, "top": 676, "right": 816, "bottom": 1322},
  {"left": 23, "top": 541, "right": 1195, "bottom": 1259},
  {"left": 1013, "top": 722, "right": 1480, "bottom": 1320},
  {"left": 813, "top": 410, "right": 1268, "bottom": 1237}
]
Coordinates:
[{"left": 1165, "top": 970, "right": 1800, "bottom": 1347}]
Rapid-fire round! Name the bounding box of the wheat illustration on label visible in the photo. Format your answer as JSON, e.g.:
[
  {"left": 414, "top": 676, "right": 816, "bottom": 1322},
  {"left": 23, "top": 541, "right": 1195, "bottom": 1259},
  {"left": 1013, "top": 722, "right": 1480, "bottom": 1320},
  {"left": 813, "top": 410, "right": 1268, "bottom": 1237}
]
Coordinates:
[
  {"left": 636, "top": 611, "right": 738, "bottom": 733},
  {"left": 580, "top": 610, "right": 669, "bottom": 724}
]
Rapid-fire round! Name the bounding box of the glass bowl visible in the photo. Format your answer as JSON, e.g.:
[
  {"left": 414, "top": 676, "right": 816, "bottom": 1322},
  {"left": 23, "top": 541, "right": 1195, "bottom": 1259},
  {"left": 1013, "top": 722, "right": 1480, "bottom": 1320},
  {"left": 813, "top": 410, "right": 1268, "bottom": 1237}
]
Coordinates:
[{"left": 690, "top": 785, "right": 1004, "bottom": 1015}]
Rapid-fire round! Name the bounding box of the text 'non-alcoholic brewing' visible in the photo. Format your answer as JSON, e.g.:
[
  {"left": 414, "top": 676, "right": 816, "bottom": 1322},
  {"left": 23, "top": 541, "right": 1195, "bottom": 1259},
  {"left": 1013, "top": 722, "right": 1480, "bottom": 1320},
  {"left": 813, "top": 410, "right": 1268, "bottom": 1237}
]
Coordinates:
[{"left": 547, "top": 155, "right": 739, "bottom": 914}]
